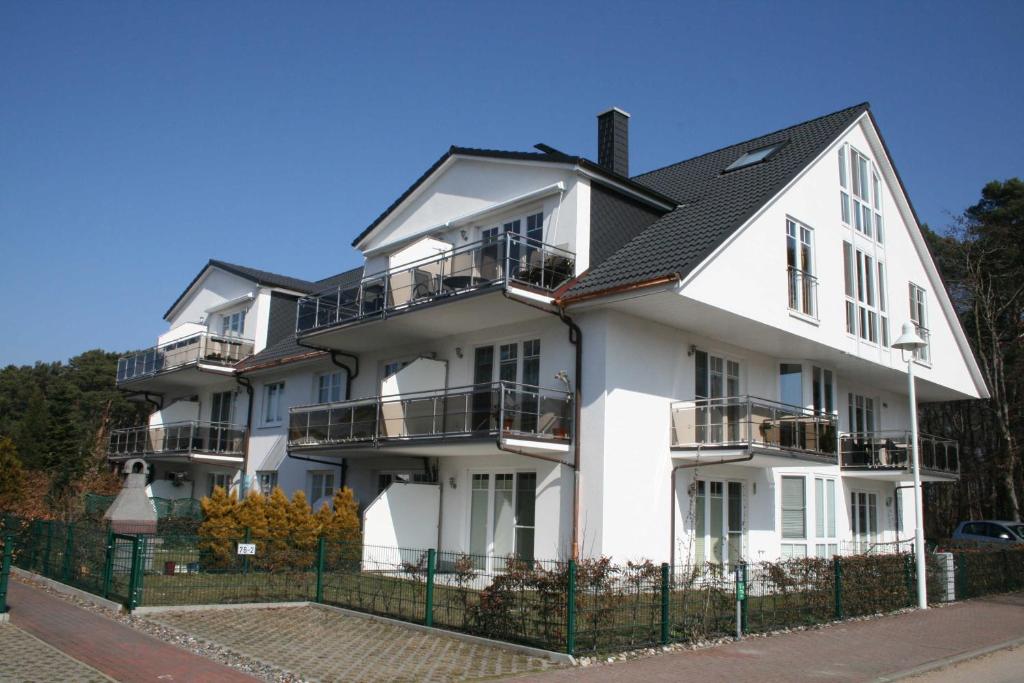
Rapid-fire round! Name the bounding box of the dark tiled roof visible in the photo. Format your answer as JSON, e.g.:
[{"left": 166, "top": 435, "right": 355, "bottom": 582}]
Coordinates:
[
  {"left": 164, "top": 259, "right": 323, "bottom": 320},
  {"left": 313, "top": 265, "right": 364, "bottom": 291},
  {"left": 563, "top": 102, "right": 870, "bottom": 298},
  {"left": 235, "top": 334, "right": 326, "bottom": 373},
  {"left": 350, "top": 145, "right": 676, "bottom": 248}
]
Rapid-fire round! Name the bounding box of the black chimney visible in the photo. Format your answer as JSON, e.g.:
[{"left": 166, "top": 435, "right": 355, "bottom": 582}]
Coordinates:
[{"left": 597, "top": 107, "right": 630, "bottom": 176}]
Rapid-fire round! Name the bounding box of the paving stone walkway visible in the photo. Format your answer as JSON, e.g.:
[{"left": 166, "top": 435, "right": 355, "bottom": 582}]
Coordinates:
[
  {"left": 0, "top": 622, "right": 114, "bottom": 682},
  {"left": 7, "top": 580, "right": 256, "bottom": 682},
  {"left": 147, "top": 605, "right": 561, "bottom": 682}
]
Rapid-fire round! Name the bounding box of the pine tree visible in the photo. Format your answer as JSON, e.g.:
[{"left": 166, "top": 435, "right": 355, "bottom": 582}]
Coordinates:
[
  {"left": 15, "top": 388, "right": 49, "bottom": 469},
  {"left": 287, "top": 490, "right": 319, "bottom": 568},
  {"left": 198, "top": 486, "right": 240, "bottom": 569},
  {"left": 262, "top": 487, "right": 291, "bottom": 570},
  {"left": 322, "top": 486, "right": 362, "bottom": 569},
  {"left": 0, "top": 437, "right": 26, "bottom": 511}
]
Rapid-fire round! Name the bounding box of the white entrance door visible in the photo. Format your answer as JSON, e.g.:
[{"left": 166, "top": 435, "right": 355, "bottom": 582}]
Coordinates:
[
  {"left": 693, "top": 479, "right": 744, "bottom": 567},
  {"left": 469, "top": 471, "right": 537, "bottom": 570}
]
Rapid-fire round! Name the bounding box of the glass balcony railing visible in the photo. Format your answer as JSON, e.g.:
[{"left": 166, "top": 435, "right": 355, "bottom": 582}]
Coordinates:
[
  {"left": 296, "top": 233, "right": 576, "bottom": 334},
  {"left": 839, "top": 431, "right": 959, "bottom": 476},
  {"left": 288, "top": 381, "right": 573, "bottom": 449},
  {"left": 107, "top": 421, "right": 245, "bottom": 458},
  {"left": 669, "top": 396, "right": 838, "bottom": 457},
  {"left": 116, "top": 332, "right": 254, "bottom": 384}
]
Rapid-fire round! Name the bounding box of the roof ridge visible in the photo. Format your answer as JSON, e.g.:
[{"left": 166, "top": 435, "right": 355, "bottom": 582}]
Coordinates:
[{"left": 631, "top": 102, "right": 870, "bottom": 181}]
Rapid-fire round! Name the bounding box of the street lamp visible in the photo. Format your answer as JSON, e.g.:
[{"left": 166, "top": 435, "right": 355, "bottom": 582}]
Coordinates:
[{"left": 892, "top": 322, "right": 928, "bottom": 610}]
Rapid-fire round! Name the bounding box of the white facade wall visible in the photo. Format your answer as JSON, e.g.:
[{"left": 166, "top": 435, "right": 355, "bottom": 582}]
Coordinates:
[{"left": 681, "top": 116, "right": 980, "bottom": 399}]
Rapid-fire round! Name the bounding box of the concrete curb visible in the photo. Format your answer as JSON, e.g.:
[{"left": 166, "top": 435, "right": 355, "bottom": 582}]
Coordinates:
[
  {"left": 0, "top": 612, "right": 8, "bottom": 623},
  {"left": 875, "top": 635, "right": 1024, "bottom": 681},
  {"left": 10, "top": 568, "right": 124, "bottom": 613},
  {"left": 134, "top": 601, "right": 312, "bottom": 615},
  {"left": 312, "top": 602, "right": 576, "bottom": 665}
]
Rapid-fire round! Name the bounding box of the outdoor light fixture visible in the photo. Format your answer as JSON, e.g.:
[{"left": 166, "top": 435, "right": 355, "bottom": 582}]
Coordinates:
[
  {"left": 460, "top": 229, "right": 469, "bottom": 241},
  {"left": 455, "top": 347, "right": 463, "bottom": 359},
  {"left": 448, "top": 477, "right": 457, "bottom": 489},
  {"left": 892, "top": 321, "right": 928, "bottom": 610}
]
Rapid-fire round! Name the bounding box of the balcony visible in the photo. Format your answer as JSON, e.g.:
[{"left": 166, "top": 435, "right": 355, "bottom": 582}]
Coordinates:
[
  {"left": 107, "top": 421, "right": 245, "bottom": 464},
  {"left": 670, "top": 396, "right": 838, "bottom": 465},
  {"left": 295, "top": 234, "right": 576, "bottom": 351},
  {"left": 116, "top": 332, "right": 254, "bottom": 393},
  {"left": 288, "top": 381, "right": 573, "bottom": 459},
  {"left": 840, "top": 431, "right": 959, "bottom": 481}
]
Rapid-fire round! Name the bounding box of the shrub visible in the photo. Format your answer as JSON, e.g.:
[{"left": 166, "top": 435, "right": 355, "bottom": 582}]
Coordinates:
[{"left": 197, "top": 486, "right": 240, "bottom": 570}]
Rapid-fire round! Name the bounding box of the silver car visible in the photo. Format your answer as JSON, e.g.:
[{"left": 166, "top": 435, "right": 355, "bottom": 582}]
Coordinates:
[{"left": 952, "top": 520, "right": 1024, "bottom": 545}]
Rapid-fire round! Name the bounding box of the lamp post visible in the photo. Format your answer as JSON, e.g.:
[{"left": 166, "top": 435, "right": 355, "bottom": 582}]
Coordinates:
[{"left": 892, "top": 322, "right": 928, "bottom": 610}]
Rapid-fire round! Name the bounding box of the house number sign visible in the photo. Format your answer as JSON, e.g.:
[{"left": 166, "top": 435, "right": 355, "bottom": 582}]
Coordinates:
[{"left": 237, "top": 543, "right": 256, "bottom": 555}]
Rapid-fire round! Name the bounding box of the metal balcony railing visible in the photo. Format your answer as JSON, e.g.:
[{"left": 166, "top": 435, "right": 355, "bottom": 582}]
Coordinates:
[
  {"left": 839, "top": 431, "right": 959, "bottom": 476},
  {"left": 787, "top": 267, "right": 818, "bottom": 319},
  {"left": 670, "top": 395, "right": 838, "bottom": 457},
  {"left": 288, "top": 381, "right": 573, "bottom": 449},
  {"left": 295, "top": 233, "right": 576, "bottom": 334},
  {"left": 116, "top": 332, "right": 254, "bottom": 383},
  {"left": 107, "top": 421, "right": 245, "bottom": 458}
]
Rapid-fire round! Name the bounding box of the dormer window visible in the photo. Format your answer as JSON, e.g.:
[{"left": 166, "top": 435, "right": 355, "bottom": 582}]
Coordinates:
[
  {"left": 220, "top": 309, "right": 246, "bottom": 337},
  {"left": 724, "top": 141, "right": 786, "bottom": 172}
]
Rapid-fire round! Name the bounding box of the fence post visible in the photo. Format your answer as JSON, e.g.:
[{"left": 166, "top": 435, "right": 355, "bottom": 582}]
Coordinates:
[
  {"left": 102, "top": 528, "right": 114, "bottom": 599},
  {"left": 1002, "top": 550, "right": 1011, "bottom": 592},
  {"left": 424, "top": 548, "right": 436, "bottom": 627},
  {"left": 29, "top": 520, "right": 40, "bottom": 570},
  {"left": 62, "top": 522, "right": 75, "bottom": 583},
  {"left": 903, "top": 554, "right": 914, "bottom": 606},
  {"left": 566, "top": 559, "right": 577, "bottom": 656},
  {"left": 660, "top": 562, "right": 670, "bottom": 646},
  {"left": 741, "top": 562, "right": 749, "bottom": 633},
  {"left": 243, "top": 527, "right": 251, "bottom": 576},
  {"left": 315, "top": 537, "right": 325, "bottom": 604},
  {"left": 128, "top": 535, "right": 145, "bottom": 611},
  {"left": 43, "top": 521, "right": 53, "bottom": 577},
  {"left": 0, "top": 533, "right": 13, "bottom": 614},
  {"left": 833, "top": 557, "right": 844, "bottom": 620}
]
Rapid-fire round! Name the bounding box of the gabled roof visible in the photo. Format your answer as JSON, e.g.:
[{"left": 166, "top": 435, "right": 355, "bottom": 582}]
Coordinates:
[
  {"left": 164, "top": 259, "right": 353, "bottom": 320},
  {"left": 563, "top": 102, "right": 870, "bottom": 299},
  {"left": 351, "top": 145, "right": 677, "bottom": 249}
]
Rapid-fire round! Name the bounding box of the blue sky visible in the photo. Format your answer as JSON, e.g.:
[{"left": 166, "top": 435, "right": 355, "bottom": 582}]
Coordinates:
[{"left": 1, "top": 1, "right": 1021, "bottom": 366}]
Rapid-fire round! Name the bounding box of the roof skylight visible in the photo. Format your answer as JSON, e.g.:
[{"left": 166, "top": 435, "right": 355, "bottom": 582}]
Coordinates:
[{"left": 724, "top": 141, "right": 787, "bottom": 172}]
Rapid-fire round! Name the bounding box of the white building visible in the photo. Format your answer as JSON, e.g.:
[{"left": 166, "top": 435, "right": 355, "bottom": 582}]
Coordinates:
[{"left": 110, "top": 103, "right": 988, "bottom": 568}]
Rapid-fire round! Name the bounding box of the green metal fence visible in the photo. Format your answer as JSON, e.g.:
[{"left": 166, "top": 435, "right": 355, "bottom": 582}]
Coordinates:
[
  {"left": 0, "top": 531, "right": 13, "bottom": 614},
  {"left": 3, "top": 510, "right": 1024, "bottom": 656},
  {"left": 84, "top": 494, "right": 202, "bottom": 520}
]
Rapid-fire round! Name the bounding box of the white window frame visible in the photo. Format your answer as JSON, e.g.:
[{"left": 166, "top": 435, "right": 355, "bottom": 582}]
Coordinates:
[
  {"left": 466, "top": 468, "right": 537, "bottom": 571},
  {"left": 851, "top": 489, "right": 879, "bottom": 552},
  {"left": 309, "top": 470, "right": 336, "bottom": 504},
  {"left": 847, "top": 391, "right": 877, "bottom": 434},
  {"left": 814, "top": 477, "right": 838, "bottom": 558},
  {"left": 316, "top": 371, "right": 344, "bottom": 404},
  {"left": 208, "top": 472, "right": 232, "bottom": 495},
  {"left": 219, "top": 308, "right": 247, "bottom": 337},
  {"left": 841, "top": 144, "right": 884, "bottom": 244},
  {"left": 262, "top": 382, "right": 285, "bottom": 426},
  {"left": 909, "top": 283, "right": 931, "bottom": 365},
  {"left": 786, "top": 218, "right": 817, "bottom": 320},
  {"left": 843, "top": 242, "right": 889, "bottom": 346},
  {"left": 781, "top": 475, "right": 807, "bottom": 540},
  {"left": 692, "top": 478, "right": 746, "bottom": 568},
  {"left": 257, "top": 471, "right": 278, "bottom": 495}
]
